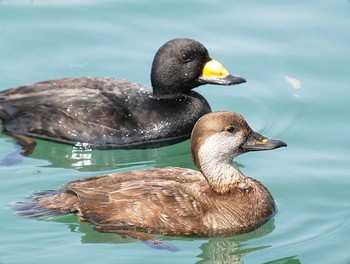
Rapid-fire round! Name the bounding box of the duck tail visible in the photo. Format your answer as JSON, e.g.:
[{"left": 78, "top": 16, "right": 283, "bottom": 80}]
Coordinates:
[{"left": 13, "top": 190, "right": 75, "bottom": 218}]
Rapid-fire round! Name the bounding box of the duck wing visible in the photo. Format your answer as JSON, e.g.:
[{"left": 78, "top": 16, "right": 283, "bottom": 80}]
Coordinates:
[
  {"left": 0, "top": 77, "right": 151, "bottom": 146},
  {"left": 65, "top": 167, "right": 211, "bottom": 236}
]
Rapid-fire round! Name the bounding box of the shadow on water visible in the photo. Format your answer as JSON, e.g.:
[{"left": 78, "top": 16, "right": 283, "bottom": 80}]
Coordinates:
[
  {"left": 41, "top": 214, "right": 300, "bottom": 263},
  {"left": 263, "top": 256, "right": 301, "bottom": 264},
  {"left": 0, "top": 129, "right": 247, "bottom": 173},
  {"left": 0, "top": 132, "right": 193, "bottom": 172}
]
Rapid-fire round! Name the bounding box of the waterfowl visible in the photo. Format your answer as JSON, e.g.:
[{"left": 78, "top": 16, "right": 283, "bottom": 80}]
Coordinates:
[
  {"left": 0, "top": 38, "right": 245, "bottom": 153},
  {"left": 15, "top": 111, "right": 287, "bottom": 237}
]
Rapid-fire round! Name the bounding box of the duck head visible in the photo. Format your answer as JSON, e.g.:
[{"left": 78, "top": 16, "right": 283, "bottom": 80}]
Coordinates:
[
  {"left": 151, "top": 38, "right": 246, "bottom": 98},
  {"left": 190, "top": 111, "right": 287, "bottom": 194}
]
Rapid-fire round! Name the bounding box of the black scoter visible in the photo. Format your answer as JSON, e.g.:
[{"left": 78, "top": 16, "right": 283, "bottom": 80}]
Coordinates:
[{"left": 0, "top": 38, "right": 246, "bottom": 151}]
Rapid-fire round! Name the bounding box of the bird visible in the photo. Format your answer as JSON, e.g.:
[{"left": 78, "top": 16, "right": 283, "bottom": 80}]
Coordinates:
[
  {"left": 14, "top": 111, "right": 287, "bottom": 238},
  {"left": 0, "top": 38, "right": 246, "bottom": 155}
]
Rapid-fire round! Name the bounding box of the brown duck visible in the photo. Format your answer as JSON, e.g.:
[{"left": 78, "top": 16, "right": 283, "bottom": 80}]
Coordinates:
[{"left": 15, "top": 111, "right": 286, "bottom": 237}]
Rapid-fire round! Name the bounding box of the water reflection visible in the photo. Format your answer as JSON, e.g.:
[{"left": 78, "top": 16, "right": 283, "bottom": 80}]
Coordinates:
[
  {"left": 44, "top": 214, "right": 301, "bottom": 264},
  {"left": 0, "top": 133, "right": 192, "bottom": 172},
  {"left": 196, "top": 221, "right": 274, "bottom": 264},
  {"left": 197, "top": 238, "right": 269, "bottom": 264},
  {"left": 263, "top": 256, "right": 301, "bottom": 264}
]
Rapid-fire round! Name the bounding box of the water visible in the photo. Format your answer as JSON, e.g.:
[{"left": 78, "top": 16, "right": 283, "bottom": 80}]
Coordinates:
[{"left": 1, "top": 0, "right": 349, "bottom": 263}]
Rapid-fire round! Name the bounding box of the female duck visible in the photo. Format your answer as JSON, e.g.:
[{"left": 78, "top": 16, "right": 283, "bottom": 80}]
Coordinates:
[
  {"left": 15, "top": 111, "right": 286, "bottom": 237},
  {"left": 0, "top": 38, "right": 245, "bottom": 151}
]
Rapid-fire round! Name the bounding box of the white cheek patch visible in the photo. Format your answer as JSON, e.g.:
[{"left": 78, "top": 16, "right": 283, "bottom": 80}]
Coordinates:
[{"left": 198, "top": 131, "right": 244, "bottom": 163}]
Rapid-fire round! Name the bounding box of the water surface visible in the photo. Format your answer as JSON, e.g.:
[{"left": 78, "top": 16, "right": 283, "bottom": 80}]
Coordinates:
[{"left": 1, "top": 0, "right": 350, "bottom": 263}]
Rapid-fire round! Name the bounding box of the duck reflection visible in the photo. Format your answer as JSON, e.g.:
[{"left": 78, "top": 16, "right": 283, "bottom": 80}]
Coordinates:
[
  {"left": 48, "top": 215, "right": 286, "bottom": 263},
  {"left": 196, "top": 221, "right": 274, "bottom": 264},
  {"left": 0, "top": 133, "right": 191, "bottom": 171},
  {"left": 1, "top": 136, "right": 248, "bottom": 173}
]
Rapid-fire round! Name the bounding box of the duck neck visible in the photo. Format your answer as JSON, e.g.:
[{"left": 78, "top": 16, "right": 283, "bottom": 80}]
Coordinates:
[
  {"left": 197, "top": 138, "right": 247, "bottom": 194},
  {"left": 151, "top": 84, "right": 192, "bottom": 98},
  {"left": 200, "top": 158, "right": 246, "bottom": 194}
]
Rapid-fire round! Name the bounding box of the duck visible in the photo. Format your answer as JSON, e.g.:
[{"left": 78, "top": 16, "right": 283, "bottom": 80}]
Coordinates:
[
  {"left": 0, "top": 38, "right": 246, "bottom": 153},
  {"left": 14, "top": 111, "right": 287, "bottom": 237}
]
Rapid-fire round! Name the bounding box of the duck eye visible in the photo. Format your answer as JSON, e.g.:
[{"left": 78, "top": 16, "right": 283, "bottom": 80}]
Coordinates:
[
  {"left": 181, "top": 54, "right": 191, "bottom": 62},
  {"left": 226, "top": 126, "right": 235, "bottom": 133}
]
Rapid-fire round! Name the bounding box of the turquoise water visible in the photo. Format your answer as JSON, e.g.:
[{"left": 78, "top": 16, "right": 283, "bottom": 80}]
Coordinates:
[{"left": 1, "top": 0, "right": 350, "bottom": 263}]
